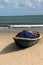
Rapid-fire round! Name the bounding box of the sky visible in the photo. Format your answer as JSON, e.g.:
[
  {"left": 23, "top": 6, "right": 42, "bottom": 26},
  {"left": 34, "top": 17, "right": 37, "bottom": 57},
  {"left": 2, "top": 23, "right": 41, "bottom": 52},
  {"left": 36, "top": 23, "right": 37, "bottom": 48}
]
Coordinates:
[{"left": 0, "top": 0, "right": 43, "bottom": 16}]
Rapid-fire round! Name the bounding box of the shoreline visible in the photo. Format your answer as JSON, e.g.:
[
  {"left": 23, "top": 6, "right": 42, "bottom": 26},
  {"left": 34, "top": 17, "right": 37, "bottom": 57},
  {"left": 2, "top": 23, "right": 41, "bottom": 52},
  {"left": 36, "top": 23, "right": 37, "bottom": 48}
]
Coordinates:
[{"left": 0, "top": 27, "right": 43, "bottom": 32}]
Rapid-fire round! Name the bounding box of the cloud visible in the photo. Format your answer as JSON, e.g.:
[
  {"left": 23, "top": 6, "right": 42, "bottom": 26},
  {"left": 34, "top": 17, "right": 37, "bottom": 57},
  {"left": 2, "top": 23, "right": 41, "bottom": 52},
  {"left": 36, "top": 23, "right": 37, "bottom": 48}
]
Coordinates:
[
  {"left": 3, "top": 0, "right": 11, "bottom": 7},
  {"left": 13, "top": 0, "right": 43, "bottom": 9},
  {"left": 0, "top": 0, "right": 11, "bottom": 7},
  {"left": 0, "top": 0, "right": 43, "bottom": 10},
  {"left": 3, "top": 0, "right": 10, "bottom": 3},
  {"left": 13, "top": 0, "right": 33, "bottom": 9}
]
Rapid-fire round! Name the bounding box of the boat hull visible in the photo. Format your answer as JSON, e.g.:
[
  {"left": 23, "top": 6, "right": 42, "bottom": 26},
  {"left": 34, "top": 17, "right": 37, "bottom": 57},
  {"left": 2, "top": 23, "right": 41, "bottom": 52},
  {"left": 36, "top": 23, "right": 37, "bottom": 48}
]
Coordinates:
[{"left": 13, "top": 38, "right": 39, "bottom": 47}]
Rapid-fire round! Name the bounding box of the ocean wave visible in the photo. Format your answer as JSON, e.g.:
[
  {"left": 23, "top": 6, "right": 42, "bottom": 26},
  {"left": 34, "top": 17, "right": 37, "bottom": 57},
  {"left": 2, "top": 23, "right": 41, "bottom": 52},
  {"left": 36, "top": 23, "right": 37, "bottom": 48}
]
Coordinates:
[
  {"left": 0, "top": 27, "right": 8, "bottom": 29},
  {"left": 10, "top": 25, "right": 43, "bottom": 28},
  {"left": 0, "top": 25, "right": 43, "bottom": 29}
]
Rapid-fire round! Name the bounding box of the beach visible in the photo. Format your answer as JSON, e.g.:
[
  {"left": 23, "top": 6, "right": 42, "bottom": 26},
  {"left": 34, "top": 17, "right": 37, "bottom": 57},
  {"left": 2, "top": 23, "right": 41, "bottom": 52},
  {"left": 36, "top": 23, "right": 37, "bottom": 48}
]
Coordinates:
[{"left": 0, "top": 28, "right": 43, "bottom": 65}]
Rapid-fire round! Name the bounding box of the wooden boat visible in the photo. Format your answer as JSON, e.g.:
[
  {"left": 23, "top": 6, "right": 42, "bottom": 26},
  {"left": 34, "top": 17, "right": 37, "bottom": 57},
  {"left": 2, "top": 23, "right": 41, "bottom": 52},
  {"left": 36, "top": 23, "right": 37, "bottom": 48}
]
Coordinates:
[{"left": 13, "top": 32, "right": 42, "bottom": 48}]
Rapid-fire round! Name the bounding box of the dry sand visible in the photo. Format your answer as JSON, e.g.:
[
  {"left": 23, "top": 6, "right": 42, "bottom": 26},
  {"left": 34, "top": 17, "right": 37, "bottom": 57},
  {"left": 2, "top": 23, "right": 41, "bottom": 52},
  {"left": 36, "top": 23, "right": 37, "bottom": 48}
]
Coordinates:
[{"left": 0, "top": 32, "right": 43, "bottom": 65}]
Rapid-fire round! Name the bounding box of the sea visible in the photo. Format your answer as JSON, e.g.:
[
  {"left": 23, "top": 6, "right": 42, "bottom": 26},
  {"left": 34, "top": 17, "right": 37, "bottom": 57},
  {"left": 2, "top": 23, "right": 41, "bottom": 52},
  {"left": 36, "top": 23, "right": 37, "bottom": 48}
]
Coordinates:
[
  {"left": 0, "top": 15, "right": 43, "bottom": 28},
  {"left": 0, "top": 15, "right": 43, "bottom": 32}
]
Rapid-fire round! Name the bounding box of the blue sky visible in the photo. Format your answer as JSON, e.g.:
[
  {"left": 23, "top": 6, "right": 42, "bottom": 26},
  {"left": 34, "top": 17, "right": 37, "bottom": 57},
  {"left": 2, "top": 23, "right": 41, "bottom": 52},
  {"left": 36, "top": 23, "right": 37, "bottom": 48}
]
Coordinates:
[{"left": 0, "top": 0, "right": 43, "bottom": 16}]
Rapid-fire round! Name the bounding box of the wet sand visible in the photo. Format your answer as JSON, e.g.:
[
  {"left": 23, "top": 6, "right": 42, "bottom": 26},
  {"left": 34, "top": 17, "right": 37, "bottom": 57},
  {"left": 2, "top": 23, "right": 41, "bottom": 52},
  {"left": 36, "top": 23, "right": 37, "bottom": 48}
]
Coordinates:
[{"left": 0, "top": 32, "right": 43, "bottom": 65}]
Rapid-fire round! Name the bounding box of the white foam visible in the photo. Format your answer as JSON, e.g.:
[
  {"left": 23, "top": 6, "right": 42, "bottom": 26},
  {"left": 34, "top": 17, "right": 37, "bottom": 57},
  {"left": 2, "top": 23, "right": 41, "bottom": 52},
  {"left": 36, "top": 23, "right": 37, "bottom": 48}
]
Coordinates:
[
  {"left": 0, "top": 25, "right": 43, "bottom": 29},
  {"left": 0, "top": 27, "right": 8, "bottom": 29},
  {"left": 10, "top": 25, "right": 43, "bottom": 28}
]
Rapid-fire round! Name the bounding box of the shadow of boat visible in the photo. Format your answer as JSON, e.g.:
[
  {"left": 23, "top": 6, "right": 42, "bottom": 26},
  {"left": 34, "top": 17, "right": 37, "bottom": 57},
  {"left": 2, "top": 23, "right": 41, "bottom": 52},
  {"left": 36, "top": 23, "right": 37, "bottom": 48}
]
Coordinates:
[{"left": 0, "top": 42, "right": 25, "bottom": 55}]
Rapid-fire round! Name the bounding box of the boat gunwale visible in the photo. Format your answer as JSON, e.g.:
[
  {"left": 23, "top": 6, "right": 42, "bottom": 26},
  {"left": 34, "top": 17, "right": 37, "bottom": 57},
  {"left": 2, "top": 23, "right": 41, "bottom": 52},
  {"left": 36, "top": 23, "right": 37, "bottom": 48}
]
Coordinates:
[{"left": 13, "top": 34, "right": 42, "bottom": 41}]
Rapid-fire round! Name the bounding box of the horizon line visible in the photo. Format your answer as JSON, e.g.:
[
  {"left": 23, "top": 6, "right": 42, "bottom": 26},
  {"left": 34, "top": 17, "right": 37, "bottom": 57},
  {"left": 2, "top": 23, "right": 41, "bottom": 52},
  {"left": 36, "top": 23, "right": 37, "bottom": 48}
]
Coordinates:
[{"left": 0, "top": 14, "right": 43, "bottom": 16}]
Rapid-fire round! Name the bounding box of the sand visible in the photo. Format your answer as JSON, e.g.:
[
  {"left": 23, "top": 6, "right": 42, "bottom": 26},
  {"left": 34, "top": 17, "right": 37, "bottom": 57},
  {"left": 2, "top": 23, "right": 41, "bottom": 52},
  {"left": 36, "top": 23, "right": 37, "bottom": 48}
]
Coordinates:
[{"left": 0, "top": 32, "right": 43, "bottom": 65}]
